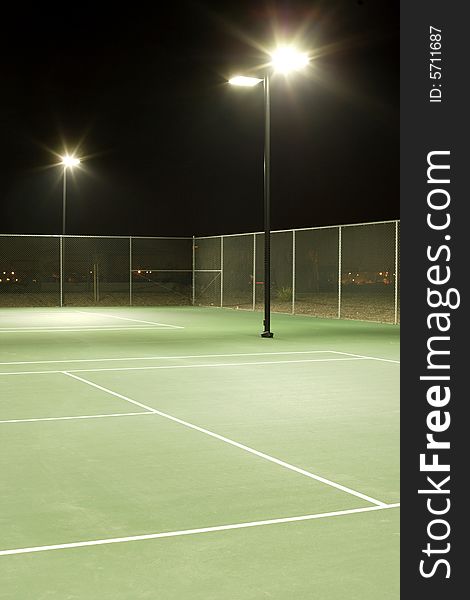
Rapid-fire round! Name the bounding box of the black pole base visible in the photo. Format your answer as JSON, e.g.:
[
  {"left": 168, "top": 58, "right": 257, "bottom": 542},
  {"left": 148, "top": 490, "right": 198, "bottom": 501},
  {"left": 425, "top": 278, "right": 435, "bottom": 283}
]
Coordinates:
[{"left": 261, "top": 331, "right": 274, "bottom": 338}]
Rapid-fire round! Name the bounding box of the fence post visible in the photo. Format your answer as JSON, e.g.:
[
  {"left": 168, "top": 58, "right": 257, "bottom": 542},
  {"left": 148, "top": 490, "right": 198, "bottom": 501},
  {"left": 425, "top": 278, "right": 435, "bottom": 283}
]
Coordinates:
[
  {"left": 192, "top": 236, "right": 196, "bottom": 306},
  {"left": 394, "top": 221, "right": 399, "bottom": 325},
  {"left": 338, "top": 226, "right": 342, "bottom": 319},
  {"left": 93, "top": 263, "right": 100, "bottom": 303},
  {"left": 220, "top": 236, "right": 224, "bottom": 308},
  {"left": 292, "top": 229, "right": 296, "bottom": 314},
  {"left": 59, "top": 236, "right": 64, "bottom": 307}
]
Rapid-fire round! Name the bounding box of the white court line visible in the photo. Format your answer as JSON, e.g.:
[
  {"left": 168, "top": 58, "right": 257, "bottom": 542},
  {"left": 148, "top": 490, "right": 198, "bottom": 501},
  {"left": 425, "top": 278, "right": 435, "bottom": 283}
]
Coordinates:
[
  {"left": 0, "top": 503, "right": 400, "bottom": 557},
  {"left": 75, "top": 311, "right": 184, "bottom": 329},
  {"left": 0, "top": 350, "right": 336, "bottom": 367},
  {"left": 329, "top": 351, "right": 400, "bottom": 364},
  {"left": 64, "top": 371, "right": 387, "bottom": 507},
  {"left": 0, "top": 357, "right": 367, "bottom": 376},
  {"left": 0, "top": 411, "right": 152, "bottom": 425},
  {"left": 0, "top": 327, "right": 181, "bottom": 334}
]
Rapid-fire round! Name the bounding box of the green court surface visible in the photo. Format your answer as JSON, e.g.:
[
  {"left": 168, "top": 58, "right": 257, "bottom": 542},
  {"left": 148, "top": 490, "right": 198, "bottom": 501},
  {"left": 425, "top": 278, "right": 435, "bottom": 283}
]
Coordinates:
[{"left": 0, "top": 307, "right": 399, "bottom": 599}]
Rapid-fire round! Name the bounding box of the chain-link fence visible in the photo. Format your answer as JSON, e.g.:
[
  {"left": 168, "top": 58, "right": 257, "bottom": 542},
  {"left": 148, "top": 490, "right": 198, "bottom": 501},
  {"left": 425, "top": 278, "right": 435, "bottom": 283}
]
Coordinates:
[
  {"left": 193, "top": 236, "right": 222, "bottom": 307},
  {"left": 194, "top": 220, "right": 400, "bottom": 324},
  {"left": 1, "top": 222, "right": 399, "bottom": 322},
  {"left": 63, "top": 236, "right": 130, "bottom": 306},
  {"left": 0, "top": 235, "right": 192, "bottom": 308},
  {"left": 131, "top": 237, "right": 193, "bottom": 306},
  {"left": 0, "top": 236, "right": 60, "bottom": 307}
]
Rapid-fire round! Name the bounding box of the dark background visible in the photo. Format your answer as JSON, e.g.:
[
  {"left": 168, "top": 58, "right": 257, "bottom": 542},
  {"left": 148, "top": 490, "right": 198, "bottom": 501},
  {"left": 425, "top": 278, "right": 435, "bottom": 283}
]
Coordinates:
[{"left": 0, "top": 0, "right": 399, "bottom": 236}]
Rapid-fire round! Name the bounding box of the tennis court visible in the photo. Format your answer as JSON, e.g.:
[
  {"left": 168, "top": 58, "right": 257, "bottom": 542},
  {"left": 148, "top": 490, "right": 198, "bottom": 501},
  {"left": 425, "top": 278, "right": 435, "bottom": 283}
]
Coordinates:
[{"left": 0, "top": 306, "right": 399, "bottom": 599}]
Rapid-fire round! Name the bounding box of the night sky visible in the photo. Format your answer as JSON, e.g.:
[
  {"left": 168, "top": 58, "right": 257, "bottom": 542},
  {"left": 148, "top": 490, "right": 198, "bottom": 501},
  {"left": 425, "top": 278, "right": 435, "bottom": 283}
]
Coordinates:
[{"left": 1, "top": 1, "right": 399, "bottom": 237}]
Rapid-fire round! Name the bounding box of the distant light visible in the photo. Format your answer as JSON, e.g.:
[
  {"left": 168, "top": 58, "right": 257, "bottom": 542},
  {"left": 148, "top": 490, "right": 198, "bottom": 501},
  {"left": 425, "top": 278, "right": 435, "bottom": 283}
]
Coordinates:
[
  {"left": 270, "top": 46, "right": 309, "bottom": 74},
  {"left": 229, "top": 76, "right": 263, "bottom": 87},
  {"left": 61, "top": 155, "right": 81, "bottom": 168}
]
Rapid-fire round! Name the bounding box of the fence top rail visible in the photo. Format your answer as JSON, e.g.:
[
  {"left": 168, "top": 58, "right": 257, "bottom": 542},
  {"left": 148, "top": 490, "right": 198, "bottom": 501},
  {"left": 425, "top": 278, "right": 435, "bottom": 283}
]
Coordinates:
[
  {"left": 0, "top": 234, "right": 193, "bottom": 240},
  {"left": 0, "top": 219, "right": 399, "bottom": 241},
  {"left": 194, "top": 219, "right": 400, "bottom": 240}
]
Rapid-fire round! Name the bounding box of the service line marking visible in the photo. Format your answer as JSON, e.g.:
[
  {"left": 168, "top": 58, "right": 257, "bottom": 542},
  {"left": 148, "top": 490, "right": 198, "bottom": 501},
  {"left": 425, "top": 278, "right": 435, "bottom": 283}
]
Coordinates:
[
  {"left": 0, "top": 350, "right": 337, "bottom": 367},
  {"left": 63, "top": 371, "right": 387, "bottom": 507},
  {"left": 0, "top": 503, "right": 400, "bottom": 557},
  {"left": 0, "top": 350, "right": 400, "bottom": 367},
  {"left": 0, "top": 357, "right": 367, "bottom": 376},
  {"left": 0, "top": 411, "right": 152, "bottom": 425}
]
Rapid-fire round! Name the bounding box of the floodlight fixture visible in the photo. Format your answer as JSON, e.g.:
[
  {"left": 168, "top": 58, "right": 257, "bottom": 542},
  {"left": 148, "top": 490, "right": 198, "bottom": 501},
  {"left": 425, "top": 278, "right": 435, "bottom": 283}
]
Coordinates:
[
  {"left": 229, "top": 75, "right": 263, "bottom": 87},
  {"left": 61, "top": 155, "right": 81, "bottom": 168},
  {"left": 270, "top": 46, "right": 309, "bottom": 74}
]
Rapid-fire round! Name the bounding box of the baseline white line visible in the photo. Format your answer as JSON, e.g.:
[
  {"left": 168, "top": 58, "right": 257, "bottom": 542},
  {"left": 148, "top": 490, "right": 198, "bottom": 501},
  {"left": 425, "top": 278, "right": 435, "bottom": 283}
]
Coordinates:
[
  {"left": 0, "top": 504, "right": 400, "bottom": 557},
  {"left": 329, "top": 351, "right": 400, "bottom": 364},
  {"left": 74, "top": 311, "right": 184, "bottom": 329},
  {"left": 0, "top": 357, "right": 367, "bottom": 376},
  {"left": 0, "top": 412, "right": 153, "bottom": 425},
  {"left": 0, "top": 327, "right": 180, "bottom": 334},
  {"left": 63, "top": 372, "right": 387, "bottom": 507},
  {"left": 0, "top": 350, "right": 336, "bottom": 367}
]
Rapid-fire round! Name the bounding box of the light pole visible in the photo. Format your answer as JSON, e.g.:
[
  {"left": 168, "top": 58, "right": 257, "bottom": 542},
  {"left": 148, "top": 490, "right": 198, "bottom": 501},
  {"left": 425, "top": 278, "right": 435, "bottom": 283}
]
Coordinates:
[
  {"left": 59, "top": 154, "right": 81, "bottom": 306},
  {"left": 229, "top": 47, "right": 309, "bottom": 338}
]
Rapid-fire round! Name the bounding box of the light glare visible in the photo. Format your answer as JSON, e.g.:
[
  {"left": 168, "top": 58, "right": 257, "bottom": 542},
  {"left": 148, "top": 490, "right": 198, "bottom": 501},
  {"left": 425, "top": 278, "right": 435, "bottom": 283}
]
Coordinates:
[
  {"left": 229, "top": 75, "right": 263, "bottom": 87},
  {"left": 61, "top": 155, "right": 81, "bottom": 168},
  {"left": 270, "top": 47, "right": 309, "bottom": 73}
]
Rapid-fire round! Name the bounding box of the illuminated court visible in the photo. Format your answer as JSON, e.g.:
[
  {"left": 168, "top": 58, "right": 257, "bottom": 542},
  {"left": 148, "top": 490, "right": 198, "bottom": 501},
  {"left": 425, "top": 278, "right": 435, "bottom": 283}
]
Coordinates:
[{"left": 0, "top": 307, "right": 399, "bottom": 599}]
